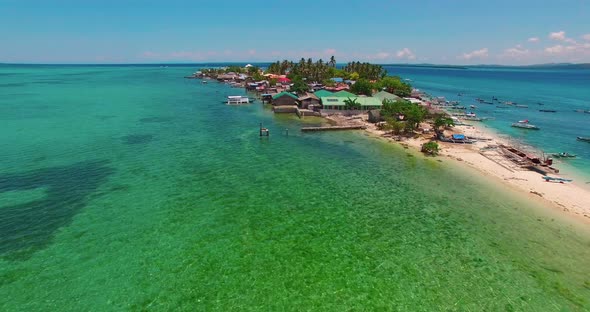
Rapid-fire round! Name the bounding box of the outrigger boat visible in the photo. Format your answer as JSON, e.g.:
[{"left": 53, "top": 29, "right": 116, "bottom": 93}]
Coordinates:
[
  {"left": 511, "top": 120, "right": 539, "bottom": 130},
  {"left": 550, "top": 152, "right": 577, "bottom": 158},
  {"left": 577, "top": 136, "right": 590, "bottom": 142},
  {"left": 542, "top": 176, "right": 573, "bottom": 183},
  {"left": 539, "top": 109, "right": 557, "bottom": 113}
]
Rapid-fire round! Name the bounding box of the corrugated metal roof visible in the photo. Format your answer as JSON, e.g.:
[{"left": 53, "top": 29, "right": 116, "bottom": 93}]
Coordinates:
[
  {"left": 356, "top": 97, "right": 383, "bottom": 107},
  {"left": 313, "top": 90, "right": 333, "bottom": 98},
  {"left": 332, "top": 90, "right": 357, "bottom": 98},
  {"left": 272, "top": 91, "right": 298, "bottom": 100},
  {"left": 373, "top": 91, "right": 401, "bottom": 102},
  {"left": 320, "top": 96, "right": 383, "bottom": 107}
]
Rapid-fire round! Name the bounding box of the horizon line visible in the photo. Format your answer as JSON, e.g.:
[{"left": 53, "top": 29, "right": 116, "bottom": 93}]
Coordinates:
[{"left": 2, "top": 61, "right": 589, "bottom": 67}]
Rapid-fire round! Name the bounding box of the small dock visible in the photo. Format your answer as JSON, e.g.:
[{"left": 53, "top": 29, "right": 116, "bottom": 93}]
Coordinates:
[{"left": 301, "top": 125, "right": 367, "bottom": 132}]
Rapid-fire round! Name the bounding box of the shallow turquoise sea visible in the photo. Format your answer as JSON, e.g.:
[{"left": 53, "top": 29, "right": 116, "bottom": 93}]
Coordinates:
[{"left": 1, "top": 65, "right": 590, "bottom": 311}]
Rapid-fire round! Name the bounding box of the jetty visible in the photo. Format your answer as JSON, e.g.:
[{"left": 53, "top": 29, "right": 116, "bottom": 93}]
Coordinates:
[{"left": 301, "top": 125, "right": 367, "bottom": 132}]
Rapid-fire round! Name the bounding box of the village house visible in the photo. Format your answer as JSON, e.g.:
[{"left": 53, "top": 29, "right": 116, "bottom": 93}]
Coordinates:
[
  {"left": 272, "top": 92, "right": 299, "bottom": 106},
  {"left": 298, "top": 93, "right": 320, "bottom": 109},
  {"left": 373, "top": 90, "right": 401, "bottom": 102}
]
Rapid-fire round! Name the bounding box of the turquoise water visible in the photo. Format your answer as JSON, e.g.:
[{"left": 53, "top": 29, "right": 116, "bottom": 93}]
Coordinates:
[
  {"left": 1, "top": 64, "right": 590, "bottom": 311},
  {"left": 385, "top": 65, "right": 590, "bottom": 180}
]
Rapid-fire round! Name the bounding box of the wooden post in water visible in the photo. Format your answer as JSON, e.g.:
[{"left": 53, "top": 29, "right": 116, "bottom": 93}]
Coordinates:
[{"left": 259, "top": 123, "right": 269, "bottom": 137}]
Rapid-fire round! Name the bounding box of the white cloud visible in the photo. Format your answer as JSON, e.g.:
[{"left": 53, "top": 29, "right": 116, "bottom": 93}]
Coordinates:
[
  {"left": 545, "top": 45, "right": 565, "bottom": 54},
  {"left": 549, "top": 31, "right": 576, "bottom": 44},
  {"left": 501, "top": 46, "right": 530, "bottom": 58},
  {"left": 396, "top": 48, "right": 416, "bottom": 60},
  {"left": 324, "top": 48, "right": 337, "bottom": 55},
  {"left": 549, "top": 31, "right": 566, "bottom": 41},
  {"left": 528, "top": 37, "right": 540, "bottom": 43},
  {"left": 460, "top": 48, "right": 489, "bottom": 60},
  {"left": 583, "top": 34, "right": 590, "bottom": 41}
]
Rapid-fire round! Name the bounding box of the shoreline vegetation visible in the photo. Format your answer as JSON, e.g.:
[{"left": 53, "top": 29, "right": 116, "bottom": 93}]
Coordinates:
[{"left": 188, "top": 58, "right": 590, "bottom": 223}]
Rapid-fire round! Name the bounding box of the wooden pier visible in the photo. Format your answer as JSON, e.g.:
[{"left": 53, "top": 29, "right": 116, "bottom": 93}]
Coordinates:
[{"left": 301, "top": 125, "right": 367, "bottom": 132}]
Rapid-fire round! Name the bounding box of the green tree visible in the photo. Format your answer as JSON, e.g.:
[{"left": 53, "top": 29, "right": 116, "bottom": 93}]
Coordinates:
[
  {"left": 421, "top": 141, "right": 440, "bottom": 155},
  {"left": 328, "top": 56, "right": 336, "bottom": 67},
  {"left": 381, "top": 99, "right": 427, "bottom": 131},
  {"left": 343, "top": 97, "right": 361, "bottom": 110},
  {"left": 384, "top": 117, "right": 404, "bottom": 135},
  {"left": 376, "top": 76, "right": 412, "bottom": 97},
  {"left": 350, "top": 79, "right": 374, "bottom": 96},
  {"left": 349, "top": 72, "right": 360, "bottom": 80},
  {"left": 434, "top": 115, "right": 455, "bottom": 131},
  {"left": 289, "top": 77, "right": 309, "bottom": 94}
]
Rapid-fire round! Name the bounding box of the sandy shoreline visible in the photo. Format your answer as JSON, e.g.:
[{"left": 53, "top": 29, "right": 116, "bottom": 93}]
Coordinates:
[{"left": 326, "top": 113, "right": 590, "bottom": 223}]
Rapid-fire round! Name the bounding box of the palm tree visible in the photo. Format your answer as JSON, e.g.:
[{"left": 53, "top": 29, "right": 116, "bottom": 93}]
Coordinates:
[
  {"left": 328, "top": 56, "right": 336, "bottom": 68},
  {"left": 343, "top": 97, "right": 360, "bottom": 110}
]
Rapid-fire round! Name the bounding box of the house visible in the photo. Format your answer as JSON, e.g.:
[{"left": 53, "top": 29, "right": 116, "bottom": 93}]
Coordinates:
[
  {"left": 298, "top": 93, "right": 320, "bottom": 109},
  {"left": 356, "top": 97, "right": 383, "bottom": 110},
  {"left": 320, "top": 96, "right": 383, "bottom": 110},
  {"left": 272, "top": 92, "right": 299, "bottom": 106},
  {"left": 320, "top": 97, "right": 347, "bottom": 110},
  {"left": 331, "top": 90, "right": 357, "bottom": 98},
  {"left": 373, "top": 90, "right": 401, "bottom": 102},
  {"left": 313, "top": 89, "right": 333, "bottom": 98}
]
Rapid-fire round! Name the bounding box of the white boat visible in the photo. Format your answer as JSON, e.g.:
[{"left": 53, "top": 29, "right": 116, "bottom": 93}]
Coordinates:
[
  {"left": 511, "top": 119, "right": 539, "bottom": 130},
  {"left": 226, "top": 96, "right": 250, "bottom": 105}
]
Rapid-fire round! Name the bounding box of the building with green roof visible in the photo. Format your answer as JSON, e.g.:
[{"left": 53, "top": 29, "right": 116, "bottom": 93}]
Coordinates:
[
  {"left": 331, "top": 90, "right": 357, "bottom": 98},
  {"left": 313, "top": 89, "right": 333, "bottom": 98},
  {"left": 373, "top": 90, "right": 401, "bottom": 102},
  {"left": 320, "top": 96, "right": 383, "bottom": 110},
  {"left": 272, "top": 92, "right": 299, "bottom": 106}
]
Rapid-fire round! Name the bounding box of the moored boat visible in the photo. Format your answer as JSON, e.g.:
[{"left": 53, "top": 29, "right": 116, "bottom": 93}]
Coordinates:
[
  {"left": 550, "top": 152, "right": 576, "bottom": 158},
  {"left": 511, "top": 120, "right": 539, "bottom": 130},
  {"left": 226, "top": 95, "right": 250, "bottom": 105},
  {"left": 539, "top": 109, "right": 557, "bottom": 112},
  {"left": 577, "top": 136, "right": 590, "bottom": 142}
]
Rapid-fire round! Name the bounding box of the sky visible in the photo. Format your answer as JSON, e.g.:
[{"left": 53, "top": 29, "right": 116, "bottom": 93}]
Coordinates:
[{"left": 1, "top": 0, "right": 589, "bottom": 65}]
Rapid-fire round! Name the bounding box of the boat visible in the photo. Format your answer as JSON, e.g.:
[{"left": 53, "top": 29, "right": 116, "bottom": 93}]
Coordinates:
[
  {"left": 470, "top": 105, "right": 477, "bottom": 109},
  {"left": 465, "top": 112, "right": 477, "bottom": 117},
  {"left": 201, "top": 80, "right": 208, "bottom": 84},
  {"left": 226, "top": 95, "right": 250, "bottom": 105},
  {"left": 577, "top": 136, "right": 590, "bottom": 142},
  {"left": 539, "top": 109, "right": 557, "bottom": 113},
  {"left": 463, "top": 116, "right": 483, "bottom": 121},
  {"left": 542, "top": 176, "right": 573, "bottom": 183},
  {"left": 550, "top": 152, "right": 576, "bottom": 158},
  {"left": 511, "top": 120, "right": 539, "bottom": 130},
  {"left": 515, "top": 104, "right": 528, "bottom": 108},
  {"left": 492, "top": 97, "right": 498, "bottom": 101}
]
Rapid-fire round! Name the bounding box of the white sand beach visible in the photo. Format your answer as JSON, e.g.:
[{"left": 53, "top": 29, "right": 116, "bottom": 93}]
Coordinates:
[{"left": 327, "top": 113, "right": 590, "bottom": 222}]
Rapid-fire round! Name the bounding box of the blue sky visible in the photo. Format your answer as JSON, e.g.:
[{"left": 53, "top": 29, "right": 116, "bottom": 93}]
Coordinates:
[{"left": 1, "top": 0, "right": 589, "bottom": 64}]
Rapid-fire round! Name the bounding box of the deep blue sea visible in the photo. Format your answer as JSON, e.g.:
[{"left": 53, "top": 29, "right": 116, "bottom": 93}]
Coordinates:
[{"left": 383, "top": 65, "right": 590, "bottom": 180}]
